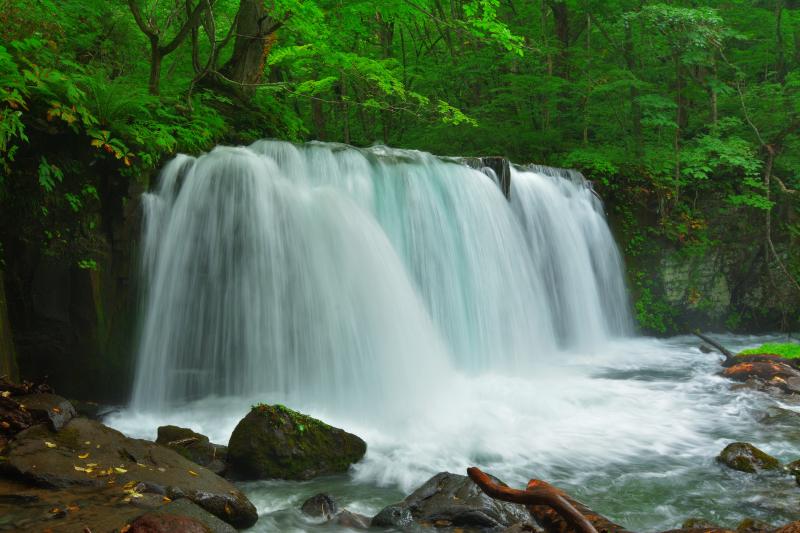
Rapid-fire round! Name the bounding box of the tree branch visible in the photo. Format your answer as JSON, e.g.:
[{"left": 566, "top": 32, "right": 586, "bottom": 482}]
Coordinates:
[{"left": 467, "top": 467, "right": 598, "bottom": 533}]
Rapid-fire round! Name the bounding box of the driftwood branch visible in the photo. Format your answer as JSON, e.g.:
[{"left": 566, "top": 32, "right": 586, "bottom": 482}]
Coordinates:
[
  {"left": 693, "top": 331, "right": 735, "bottom": 363},
  {"left": 467, "top": 467, "right": 598, "bottom": 533}
]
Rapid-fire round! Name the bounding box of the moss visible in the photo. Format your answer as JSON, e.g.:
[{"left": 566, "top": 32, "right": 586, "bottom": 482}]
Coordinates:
[
  {"left": 738, "top": 342, "right": 800, "bottom": 359},
  {"left": 717, "top": 442, "right": 781, "bottom": 473},
  {"left": 231, "top": 404, "right": 365, "bottom": 480}
]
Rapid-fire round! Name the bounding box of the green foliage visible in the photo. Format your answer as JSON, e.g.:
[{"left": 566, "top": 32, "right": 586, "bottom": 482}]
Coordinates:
[{"left": 739, "top": 343, "right": 800, "bottom": 359}]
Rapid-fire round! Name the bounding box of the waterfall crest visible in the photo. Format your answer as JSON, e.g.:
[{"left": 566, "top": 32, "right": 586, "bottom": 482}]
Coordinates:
[{"left": 132, "top": 141, "right": 631, "bottom": 411}]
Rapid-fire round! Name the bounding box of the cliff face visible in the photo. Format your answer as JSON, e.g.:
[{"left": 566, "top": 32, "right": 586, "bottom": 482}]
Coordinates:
[
  {"left": 0, "top": 270, "right": 19, "bottom": 381},
  {"left": 2, "top": 179, "right": 143, "bottom": 402}
]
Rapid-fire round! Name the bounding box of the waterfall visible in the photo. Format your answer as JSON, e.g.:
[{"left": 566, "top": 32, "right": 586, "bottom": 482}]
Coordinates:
[{"left": 131, "top": 141, "right": 632, "bottom": 412}]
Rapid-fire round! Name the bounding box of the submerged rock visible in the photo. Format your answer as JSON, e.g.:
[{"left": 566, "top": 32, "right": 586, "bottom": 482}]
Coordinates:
[
  {"left": 717, "top": 442, "right": 781, "bottom": 473},
  {"left": 300, "top": 492, "right": 339, "bottom": 520},
  {"left": 3, "top": 418, "right": 257, "bottom": 528},
  {"left": 156, "top": 425, "right": 227, "bottom": 475},
  {"left": 334, "top": 509, "right": 371, "bottom": 529},
  {"left": 372, "top": 472, "right": 532, "bottom": 531},
  {"left": 226, "top": 403, "right": 366, "bottom": 480}
]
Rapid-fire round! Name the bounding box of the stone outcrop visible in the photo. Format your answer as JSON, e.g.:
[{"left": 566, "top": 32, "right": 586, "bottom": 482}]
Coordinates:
[
  {"left": 156, "top": 425, "right": 227, "bottom": 476},
  {"left": 2, "top": 418, "right": 258, "bottom": 528}
]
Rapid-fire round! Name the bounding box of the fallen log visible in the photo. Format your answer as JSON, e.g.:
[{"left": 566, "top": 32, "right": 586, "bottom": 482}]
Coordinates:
[
  {"left": 467, "top": 467, "right": 628, "bottom": 533},
  {"left": 693, "top": 332, "right": 735, "bottom": 364}
]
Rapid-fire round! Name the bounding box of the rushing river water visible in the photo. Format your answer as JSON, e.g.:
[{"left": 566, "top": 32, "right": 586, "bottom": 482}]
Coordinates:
[
  {"left": 108, "top": 141, "right": 799, "bottom": 530},
  {"left": 108, "top": 333, "right": 800, "bottom": 531}
]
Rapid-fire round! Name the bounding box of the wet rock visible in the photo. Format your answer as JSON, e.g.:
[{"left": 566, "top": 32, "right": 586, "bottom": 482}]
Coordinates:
[
  {"left": 371, "top": 504, "right": 414, "bottom": 528},
  {"left": 736, "top": 517, "right": 772, "bottom": 533},
  {"left": 372, "top": 472, "right": 532, "bottom": 531},
  {"left": 722, "top": 361, "right": 800, "bottom": 386},
  {"left": 699, "top": 344, "right": 713, "bottom": 354},
  {"left": 717, "top": 442, "right": 781, "bottom": 473},
  {"left": 142, "top": 499, "right": 237, "bottom": 533},
  {"left": 70, "top": 398, "right": 118, "bottom": 420},
  {"left": 129, "top": 512, "right": 211, "bottom": 533},
  {"left": 334, "top": 509, "right": 371, "bottom": 529},
  {"left": 300, "top": 492, "right": 339, "bottom": 519},
  {"left": 683, "top": 518, "right": 722, "bottom": 528},
  {"left": 16, "top": 394, "right": 76, "bottom": 431},
  {"left": 501, "top": 524, "right": 543, "bottom": 533},
  {"left": 156, "top": 425, "right": 226, "bottom": 475},
  {"left": 774, "top": 521, "right": 800, "bottom": 533},
  {"left": 3, "top": 418, "right": 257, "bottom": 528},
  {"left": 227, "top": 403, "right": 366, "bottom": 480},
  {"left": 786, "top": 459, "right": 800, "bottom": 485}
]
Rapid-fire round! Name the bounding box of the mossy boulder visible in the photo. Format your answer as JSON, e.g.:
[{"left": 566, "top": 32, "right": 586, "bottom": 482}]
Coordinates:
[
  {"left": 717, "top": 442, "right": 781, "bottom": 473},
  {"left": 226, "top": 404, "right": 366, "bottom": 480}
]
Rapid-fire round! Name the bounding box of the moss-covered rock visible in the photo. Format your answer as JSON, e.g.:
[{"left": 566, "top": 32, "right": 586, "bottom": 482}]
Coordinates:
[
  {"left": 717, "top": 442, "right": 781, "bottom": 473},
  {"left": 226, "top": 403, "right": 366, "bottom": 480}
]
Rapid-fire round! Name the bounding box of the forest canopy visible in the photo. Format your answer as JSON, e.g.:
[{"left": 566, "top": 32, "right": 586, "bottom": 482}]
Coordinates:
[{"left": 0, "top": 0, "right": 798, "bottom": 332}]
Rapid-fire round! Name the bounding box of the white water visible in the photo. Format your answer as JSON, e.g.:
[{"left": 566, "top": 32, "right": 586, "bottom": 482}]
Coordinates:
[
  {"left": 132, "top": 141, "right": 630, "bottom": 411},
  {"left": 113, "top": 141, "right": 800, "bottom": 530}
]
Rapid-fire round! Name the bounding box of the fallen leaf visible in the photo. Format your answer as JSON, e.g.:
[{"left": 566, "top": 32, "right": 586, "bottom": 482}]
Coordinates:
[
  {"left": 78, "top": 453, "right": 89, "bottom": 459},
  {"left": 1, "top": 421, "right": 10, "bottom": 429},
  {"left": 188, "top": 470, "right": 198, "bottom": 476},
  {"left": 44, "top": 441, "right": 57, "bottom": 448},
  {"left": 162, "top": 496, "right": 172, "bottom": 503},
  {"left": 49, "top": 507, "right": 61, "bottom": 514},
  {"left": 120, "top": 525, "right": 131, "bottom": 533},
  {"left": 86, "top": 463, "right": 98, "bottom": 467},
  {"left": 114, "top": 467, "right": 128, "bottom": 474},
  {"left": 74, "top": 466, "right": 88, "bottom": 472},
  {"left": 84, "top": 441, "right": 91, "bottom": 445},
  {"left": 0, "top": 391, "right": 10, "bottom": 398},
  {"left": 67, "top": 503, "right": 80, "bottom": 512},
  {"left": 157, "top": 467, "right": 166, "bottom": 472},
  {"left": 52, "top": 407, "right": 61, "bottom": 413}
]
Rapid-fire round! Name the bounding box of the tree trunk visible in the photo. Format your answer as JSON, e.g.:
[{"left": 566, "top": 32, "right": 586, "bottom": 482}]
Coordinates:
[
  {"left": 221, "top": 0, "right": 281, "bottom": 101},
  {"left": 149, "top": 39, "right": 163, "bottom": 96}
]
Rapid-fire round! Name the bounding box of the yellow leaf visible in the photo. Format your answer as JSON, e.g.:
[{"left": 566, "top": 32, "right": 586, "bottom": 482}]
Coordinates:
[
  {"left": 44, "top": 441, "right": 57, "bottom": 448},
  {"left": 162, "top": 496, "right": 172, "bottom": 503},
  {"left": 74, "top": 466, "right": 88, "bottom": 472},
  {"left": 84, "top": 441, "right": 91, "bottom": 445},
  {"left": 86, "top": 463, "right": 98, "bottom": 467},
  {"left": 114, "top": 467, "right": 127, "bottom": 474},
  {"left": 78, "top": 453, "right": 89, "bottom": 459},
  {"left": 188, "top": 470, "right": 198, "bottom": 476},
  {"left": 0, "top": 391, "right": 10, "bottom": 398}
]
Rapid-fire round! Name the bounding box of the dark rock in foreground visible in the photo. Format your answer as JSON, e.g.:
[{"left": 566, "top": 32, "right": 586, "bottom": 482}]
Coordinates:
[
  {"left": 227, "top": 403, "right": 366, "bottom": 480},
  {"left": 3, "top": 418, "right": 257, "bottom": 528},
  {"left": 372, "top": 472, "right": 532, "bottom": 531},
  {"left": 135, "top": 499, "right": 237, "bottom": 533},
  {"left": 156, "top": 425, "right": 227, "bottom": 475},
  {"left": 717, "top": 442, "right": 781, "bottom": 473}
]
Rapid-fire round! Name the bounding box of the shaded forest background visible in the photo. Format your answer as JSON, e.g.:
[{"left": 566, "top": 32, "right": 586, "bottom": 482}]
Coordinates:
[{"left": 1, "top": 0, "right": 799, "bottom": 396}]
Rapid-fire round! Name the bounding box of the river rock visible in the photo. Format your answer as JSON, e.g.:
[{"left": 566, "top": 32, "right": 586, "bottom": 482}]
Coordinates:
[
  {"left": 717, "top": 442, "right": 781, "bottom": 473},
  {"left": 16, "top": 393, "right": 76, "bottom": 431},
  {"left": 683, "top": 518, "right": 723, "bottom": 528},
  {"left": 774, "top": 521, "right": 800, "bottom": 533},
  {"left": 300, "top": 492, "right": 339, "bottom": 519},
  {"left": 334, "top": 509, "right": 371, "bottom": 529},
  {"left": 736, "top": 517, "right": 772, "bottom": 532},
  {"left": 226, "top": 403, "right": 366, "bottom": 480},
  {"left": 156, "top": 425, "right": 226, "bottom": 475},
  {"left": 371, "top": 472, "right": 532, "bottom": 531},
  {"left": 129, "top": 512, "right": 211, "bottom": 533},
  {"left": 136, "top": 498, "right": 237, "bottom": 533},
  {"left": 3, "top": 418, "right": 257, "bottom": 528}
]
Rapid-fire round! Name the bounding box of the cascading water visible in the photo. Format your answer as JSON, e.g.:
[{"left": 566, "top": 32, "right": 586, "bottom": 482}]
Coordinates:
[
  {"left": 131, "top": 140, "right": 631, "bottom": 412},
  {"left": 114, "top": 141, "right": 800, "bottom": 530}
]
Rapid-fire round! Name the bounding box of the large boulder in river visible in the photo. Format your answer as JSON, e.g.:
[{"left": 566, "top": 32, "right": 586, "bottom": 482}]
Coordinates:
[
  {"left": 226, "top": 403, "right": 366, "bottom": 480},
  {"left": 717, "top": 442, "right": 781, "bottom": 473},
  {"left": 371, "top": 472, "right": 532, "bottom": 531},
  {"left": 2, "top": 418, "right": 257, "bottom": 528}
]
